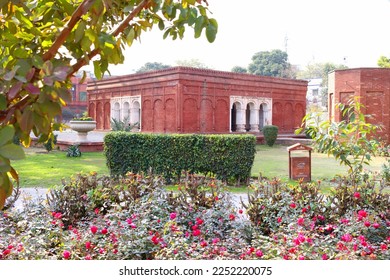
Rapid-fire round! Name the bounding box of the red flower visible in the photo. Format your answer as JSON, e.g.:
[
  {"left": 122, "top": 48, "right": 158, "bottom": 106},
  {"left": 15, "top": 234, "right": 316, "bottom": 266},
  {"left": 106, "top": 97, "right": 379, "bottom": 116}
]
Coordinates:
[
  {"left": 101, "top": 228, "right": 108, "bottom": 235},
  {"left": 372, "top": 223, "right": 380, "bottom": 229},
  {"left": 358, "top": 210, "right": 367, "bottom": 218},
  {"left": 297, "top": 217, "right": 305, "bottom": 226},
  {"left": 238, "top": 209, "right": 243, "bottom": 214},
  {"left": 255, "top": 250, "right": 263, "bottom": 258},
  {"left": 63, "top": 250, "right": 71, "bottom": 259},
  {"left": 2, "top": 249, "right": 11, "bottom": 256},
  {"left": 277, "top": 217, "right": 282, "bottom": 223},
  {"left": 192, "top": 229, "right": 201, "bottom": 236},
  {"left": 94, "top": 208, "right": 99, "bottom": 215},
  {"left": 364, "top": 221, "right": 371, "bottom": 227},
  {"left": 200, "top": 241, "right": 208, "bottom": 247},
  {"left": 322, "top": 254, "right": 328, "bottom": 260},
  {"left": 229, "top": 214, "right": 235, "bottom": 221},
  {"left": 341, "top": 234, "right": 353, "bottom": 243},
  {"left": 214, "top": 196, "right": 219, "bottom": 201},
  {"left": 169, "top": 212, "right": 177, "bottom": 220},
  {"left": 302, "top": 207, "right": 307, "bottom": 213},
  {"left": 289, "top": 202, "right": 296, "bottom": 209},
  {"left": 380, "top": 244, "right": 388, "bottom": 251},
  {"left": 196, "top": 218, "right": 204, "bottom": 225},
  {"left": 54, "top": 212, "right": 62, "bottom": 219},
  {"left": 353, "top": 192, "right": 361, "bottom": 199},
  {"left": 90, "top": 225, "right": 98, "bottom": 234},
  {"left": 298, "top": 255, "right": 305, "bottom": 260},
  {"left": 85, "top": 242, "right": 92, "bottom": 250}
]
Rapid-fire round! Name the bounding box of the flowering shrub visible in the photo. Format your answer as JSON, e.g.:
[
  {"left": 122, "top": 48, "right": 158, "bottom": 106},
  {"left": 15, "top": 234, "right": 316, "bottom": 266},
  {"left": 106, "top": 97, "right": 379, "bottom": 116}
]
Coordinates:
[{"left": 0, "top": 173, "right": 389, "bottom": 260}]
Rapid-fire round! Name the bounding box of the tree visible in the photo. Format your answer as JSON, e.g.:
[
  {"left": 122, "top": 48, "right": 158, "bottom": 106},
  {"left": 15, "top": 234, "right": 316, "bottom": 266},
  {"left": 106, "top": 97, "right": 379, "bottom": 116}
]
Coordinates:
[
  {"left": 298, "top": 98, "right": 381, "bottom": 184},
  {"left": 136, "top": 62, "right": 171, "bottom": 73},
  {"left": 0, "top": 0, "right": 218, "bottom": 209},
  {"left": 297, "top": 62, "right": 348, "bottom": 108},
  {"left": 231, "top": 66, "right": 247, "bottom": 73},
  {"left": 377, "top": 56, "right": 390, "bottom": 68},
  {"left": 247, "top": 49, "right": 292, "bottom": 78},
  {"left": 175, "top": 58, "right": 209, "bottom": 69}
]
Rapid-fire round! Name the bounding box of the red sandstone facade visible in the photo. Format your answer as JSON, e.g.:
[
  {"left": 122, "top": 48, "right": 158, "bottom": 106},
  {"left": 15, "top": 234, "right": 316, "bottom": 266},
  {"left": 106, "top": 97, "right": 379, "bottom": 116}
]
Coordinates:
[
  {"left": 87, "top": 67, "right": 307, "bottom": 134},
  {"left": 328, "top": 68, "right": 390, "bottom": 143}
]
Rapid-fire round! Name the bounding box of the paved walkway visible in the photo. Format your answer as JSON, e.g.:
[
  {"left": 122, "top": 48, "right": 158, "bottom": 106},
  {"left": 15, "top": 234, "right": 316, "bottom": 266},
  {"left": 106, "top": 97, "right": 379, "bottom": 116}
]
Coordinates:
[{"left": 11, "top": 188, "right": 248, "bottom": 211}]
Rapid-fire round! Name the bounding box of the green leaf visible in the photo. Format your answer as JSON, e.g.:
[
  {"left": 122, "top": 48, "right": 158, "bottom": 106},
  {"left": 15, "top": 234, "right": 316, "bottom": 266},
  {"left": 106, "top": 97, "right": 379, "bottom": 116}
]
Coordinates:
[
  {"left": 205, "top": 19, "right": 218, "bottom": 43},
  {"left": 93, "top": 60, "right": 103, "bottom": 80},
  {"left": 194, "top": 16, "right": 204, "bottom": 38},
  {"left": 0, "top": 126, "right": 15, "bottom": 147},
  {"left": 74, "top": 21, "right": 86, "bottom": 43},
  {"left": 0, "top": 94, "right": 6, "bottom": 110},
  {"left": 0, "top": 144, "right": 25, "bottom": 160}
]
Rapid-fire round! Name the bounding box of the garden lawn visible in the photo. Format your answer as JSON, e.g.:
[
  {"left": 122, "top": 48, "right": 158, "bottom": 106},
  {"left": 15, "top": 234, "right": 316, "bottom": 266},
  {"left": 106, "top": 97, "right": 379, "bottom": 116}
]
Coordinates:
[
  {"left": 12, "top": 145, "right": 388, "bottom": 189},
  {"left": 251, "top": 145, "right": 387, "bottom": 181},
  {"left": 13, "top": 148, "right": 109, "bottom": 188}
]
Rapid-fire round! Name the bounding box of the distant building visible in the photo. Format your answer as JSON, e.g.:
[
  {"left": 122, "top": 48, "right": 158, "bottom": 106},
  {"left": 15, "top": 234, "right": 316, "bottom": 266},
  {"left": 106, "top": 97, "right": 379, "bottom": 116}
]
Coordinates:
[
  {"left": 62, "top": 76, "right": 90, "bottom": 121},
  {"left": 328, "top": 68, "right": 390, "bottom": 143},
  {"left": 306, "top": 78, "right": 326, "bottom": 111},
  {"left": 87, "top": 67, "right": 308, "bottom": 134}
]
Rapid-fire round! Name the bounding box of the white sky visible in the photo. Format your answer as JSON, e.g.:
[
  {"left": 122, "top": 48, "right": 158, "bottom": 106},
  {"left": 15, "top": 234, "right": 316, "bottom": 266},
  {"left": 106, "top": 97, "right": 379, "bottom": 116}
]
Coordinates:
[{"left": 104, "top": 0, "right": 390, "bottom": 75}]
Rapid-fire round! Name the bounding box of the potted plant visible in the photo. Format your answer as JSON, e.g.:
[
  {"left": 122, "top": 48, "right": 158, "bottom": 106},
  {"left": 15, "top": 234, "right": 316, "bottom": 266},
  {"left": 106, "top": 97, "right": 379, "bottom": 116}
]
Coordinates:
[{"left": 69, "top": 113, "right": 96, "bottom": 141}]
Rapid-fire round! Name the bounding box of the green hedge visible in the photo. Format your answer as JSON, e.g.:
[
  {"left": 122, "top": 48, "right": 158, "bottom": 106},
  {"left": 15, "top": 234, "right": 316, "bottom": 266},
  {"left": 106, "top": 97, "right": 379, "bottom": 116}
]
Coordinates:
[
  {"left": 104, "top": 133, "right": 256, "bottom": 183},
  {"left": 263, "top": 125, "right": 278, "bottom": 147}
]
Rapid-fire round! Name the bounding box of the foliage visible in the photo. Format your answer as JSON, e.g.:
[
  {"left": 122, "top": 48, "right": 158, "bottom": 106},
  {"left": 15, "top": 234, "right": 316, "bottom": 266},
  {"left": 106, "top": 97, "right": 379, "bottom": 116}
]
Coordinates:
[
  {"left": 66, "top": 145, "right": 82, "bottom": 157},
  {"left": 110, "top": 117, "right": 138, "bottom": 132},
  {"left": 1, "top": 173, "right": 389, "bottom": 260},
  {"left": 262, "top": 125, "right": 278, "bottom": 147},
  {"left": 0, "top": 0, "right": 218, "bottom": 209},
  {"left": 175, "top": 59, "right": 209, "bottom": 69},
  {"left": 297, "top": 62, "right": 348, "bottom": 108},
  {"left": 72, "top": 112, "right": 93, "bottom": 121},
  {"left": 135, "top": 62, "right": 172, "bottom": 73},
  {"left": 231, "top": 66, "right": 247, "bottom": 73},
  {"left": 298, "top": 98, "right": 381, "bottom": 184},
  {"left": 247, "top": 49, "right": 293, "bottom": 78},
  {"left": 377, "top": 55, "right": 390, "bottom": 68},
  {"left": 43, "top": 134, "right": 58, "bottom": 152},
  {"left": 104, "top": 133, "right": 256, "bottom": 183}
]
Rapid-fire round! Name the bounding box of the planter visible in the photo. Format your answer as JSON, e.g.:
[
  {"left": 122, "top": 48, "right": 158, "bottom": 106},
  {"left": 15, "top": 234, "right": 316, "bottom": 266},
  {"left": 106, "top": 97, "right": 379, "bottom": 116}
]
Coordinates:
[{"left": 69, "top": 120, "right": 97, "bottom": 141}]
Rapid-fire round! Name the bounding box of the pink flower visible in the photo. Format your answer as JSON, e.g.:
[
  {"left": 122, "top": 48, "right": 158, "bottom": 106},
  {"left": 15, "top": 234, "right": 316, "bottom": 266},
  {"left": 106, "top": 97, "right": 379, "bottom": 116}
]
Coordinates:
[
  {"left": 277, "top": 217, "right": 282, "bottom": 223},
  {"left": 63, "top": 250, "right": 71, "bottom": 259},
  {"left": 196, "top": 218, "right": 204, "bottom": 225},
  {"left": 238, "top": 209, "right": 243, "bottom": 214},
  {"left": 212, "top": 238, "right": 220, "bottom": 244},
  {"left": 353, "top": 192, "right": 361, "bottom": 199},
  {"left": 170, "top": 212, "right": 177, "bottom": 220},
  {"left": 322, "top": 254, "right": 328, "bottom": 260},
  {"left": 2, "top": 249, "right": 11, "bottom": 256},
  {"left": 94, "top": 208, "right": 99, "bottom": 215},
  {"left": 297, "top": 217, "right": 305, "bottom": 226},
  {"left": 200, "top": 241, "right": 208, "bottom": 247},
  {"left": 341, "top": 234, "right": 353, "bottom": 243},
  {"left": 229, "top": 214, "right": 235, "bottom": 221},
  {"left": 101, "top": 228, "right": 108, "bottom": 235},
  {"left": 126, "top": 218, "right": 133, "bottom": 225},
  {"left": 90, "top": 225, "right": 98, "bottom": 234},
  {"left": 372, "top": 223, "right": 380, "bottom": 229},
  {"left": 85, "top": 242, "right": 92, "bottom": 250},
  {"left": 302, "top": 207, "right": 307, "bottom": 213},
  {"left": 85, "top": 255, "right": 92, "bottom": 260},
  {"left": 358, "top": 210, "right": 367, "bottom": 218},
  {"left": 54, "top": 212, "right": 62, "bottom": 219},
  {"left": 99, "top": 248, "right": 105, "bottom": 255},
  {"left": 192, "top": 229, "right": 201, "bottom": 236},
  {"left": 340, "top": 218, "right": 350, "bottom": 225},
  {"left": 380, "top": 244, "right": 388, "bottom": 251},
  {"left": 289, "top": 202, "right": 296, "bottom": 209},
  {"left": 364, "top": 221, "right": 371, "bottom": 227},
  {"left": 255, "top": 250, "right": 263, "bottom": 258},
  {"left": 298, "top": 255, "right": 305, "bottom": 260}
]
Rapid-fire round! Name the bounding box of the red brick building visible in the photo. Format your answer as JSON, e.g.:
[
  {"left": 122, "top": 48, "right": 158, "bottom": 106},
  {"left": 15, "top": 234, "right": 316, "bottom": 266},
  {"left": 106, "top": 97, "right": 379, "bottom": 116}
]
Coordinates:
[
  {"left": 87, "top": 67, "right": 307, "bottom": 134},
  {"left": 328, "top": 68, "right": 390, "bottom": 143}
]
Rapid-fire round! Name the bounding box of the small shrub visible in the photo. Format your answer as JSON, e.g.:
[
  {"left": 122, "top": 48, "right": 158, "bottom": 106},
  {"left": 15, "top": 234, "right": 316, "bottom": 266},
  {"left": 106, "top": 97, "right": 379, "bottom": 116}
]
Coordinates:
[
  {"left": 44, "top": 134, "right": 58, "bottom": 152},
  {"left": 110, "top": 117, "right": 138, "bottom": 132},
  {"left": 262, "top": 125, "right": 278, "bottom": 147},
  {"left": 66, "top": 145, "right": 81, "bottom": 157}
]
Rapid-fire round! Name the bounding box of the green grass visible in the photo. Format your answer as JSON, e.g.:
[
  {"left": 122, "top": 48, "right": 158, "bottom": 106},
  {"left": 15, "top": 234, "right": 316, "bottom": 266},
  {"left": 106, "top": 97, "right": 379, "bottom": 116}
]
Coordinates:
[
  {"left": 13, "top": 149, "right": 109, "bottom": 188},
  {"left": 12, "top": 145, "right": 388, "bottom": 191}
]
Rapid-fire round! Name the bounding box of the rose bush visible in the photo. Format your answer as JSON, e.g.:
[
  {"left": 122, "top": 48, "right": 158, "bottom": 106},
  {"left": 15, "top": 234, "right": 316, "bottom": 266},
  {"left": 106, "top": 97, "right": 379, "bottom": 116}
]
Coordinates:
[{"left": 0, "top": 173, "right": 389, "bottom": 260}]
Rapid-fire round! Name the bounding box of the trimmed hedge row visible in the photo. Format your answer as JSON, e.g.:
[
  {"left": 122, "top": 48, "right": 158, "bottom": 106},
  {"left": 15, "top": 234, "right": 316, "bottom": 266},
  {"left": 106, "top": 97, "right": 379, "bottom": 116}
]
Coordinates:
[{"left": 104, "top": 133, "right": 256, "bottom": 183}]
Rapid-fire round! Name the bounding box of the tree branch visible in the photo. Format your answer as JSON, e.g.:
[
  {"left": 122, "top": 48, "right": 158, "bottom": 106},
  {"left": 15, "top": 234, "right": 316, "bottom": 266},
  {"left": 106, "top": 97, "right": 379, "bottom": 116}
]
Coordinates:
[
  {"left": 42, "top": 0, "right": 96, "bottom": 62},
  {"left": 68, "top": 0, "right": 151, "bottom": 77}
]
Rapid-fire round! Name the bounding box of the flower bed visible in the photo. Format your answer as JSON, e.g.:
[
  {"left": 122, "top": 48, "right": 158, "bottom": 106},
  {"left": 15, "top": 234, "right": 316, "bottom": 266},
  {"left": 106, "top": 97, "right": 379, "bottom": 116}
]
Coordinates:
[{"left": 0, "top": 173, "right": 389, "bottom": 260}]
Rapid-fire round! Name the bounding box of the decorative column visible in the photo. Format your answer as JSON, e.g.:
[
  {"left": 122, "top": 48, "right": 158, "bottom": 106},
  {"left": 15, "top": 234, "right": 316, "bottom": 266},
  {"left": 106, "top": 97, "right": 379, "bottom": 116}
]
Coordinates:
[
  {"left": 236, "top": 108, "right": 246, "bottom": 132},
  {"left": 250, "top": 108, "right": 260, "bottom": 132}
]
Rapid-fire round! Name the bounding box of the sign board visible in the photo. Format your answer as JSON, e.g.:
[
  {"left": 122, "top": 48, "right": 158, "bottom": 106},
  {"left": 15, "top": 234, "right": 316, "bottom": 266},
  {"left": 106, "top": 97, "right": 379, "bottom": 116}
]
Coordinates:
[{"left": 287, "top": 143, "right": 312, "bottom": 182}]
